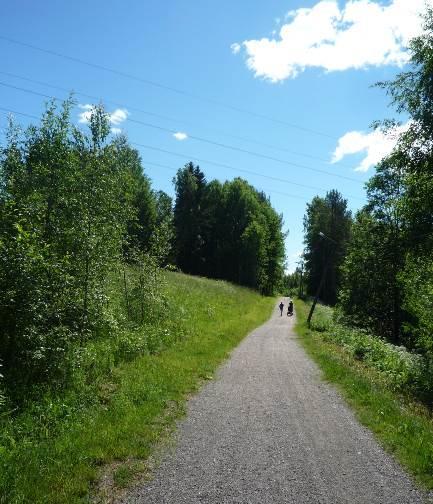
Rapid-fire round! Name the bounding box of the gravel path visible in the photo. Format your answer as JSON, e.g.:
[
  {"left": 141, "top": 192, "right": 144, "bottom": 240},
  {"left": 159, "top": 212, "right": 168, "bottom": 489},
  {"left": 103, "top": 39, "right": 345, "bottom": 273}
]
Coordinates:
[{"left": 120, "top": 299, "right": 427, "bottom": 503}]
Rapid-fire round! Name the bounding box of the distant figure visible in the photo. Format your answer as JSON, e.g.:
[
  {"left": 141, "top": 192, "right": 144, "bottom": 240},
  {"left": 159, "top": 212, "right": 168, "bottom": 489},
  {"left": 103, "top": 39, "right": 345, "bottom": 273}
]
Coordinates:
[
  {"left": 279, "top": 301, "right": 284, "bottom": 316},
  {"left": 287, "top": 301, "right": 294, "bottom": 317}
]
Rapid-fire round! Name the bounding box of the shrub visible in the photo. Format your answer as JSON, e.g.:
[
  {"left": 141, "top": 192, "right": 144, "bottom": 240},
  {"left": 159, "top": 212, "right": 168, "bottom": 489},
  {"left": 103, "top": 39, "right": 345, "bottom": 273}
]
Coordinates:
[{"left": 315, "top": 310, "right": 432, "bottom": 403}]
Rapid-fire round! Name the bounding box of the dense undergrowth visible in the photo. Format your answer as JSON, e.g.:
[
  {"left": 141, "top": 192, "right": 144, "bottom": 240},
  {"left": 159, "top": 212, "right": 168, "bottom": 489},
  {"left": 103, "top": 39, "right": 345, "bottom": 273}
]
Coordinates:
[
  {"left": 0, "top": 271, "right": 274, "bottom": 503},
  {"left": 307, "top": 304, "right": 433, "bottom": 405},
  {"left": 295, "top": 299, "right": 433, "bottom": 489}
]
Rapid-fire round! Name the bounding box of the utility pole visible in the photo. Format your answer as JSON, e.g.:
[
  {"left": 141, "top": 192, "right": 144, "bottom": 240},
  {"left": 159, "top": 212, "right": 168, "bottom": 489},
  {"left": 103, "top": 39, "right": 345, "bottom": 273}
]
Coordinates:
[
  {"left": 297, "top": 258, "right": 304, "bottom": 298},
  {"left": 307, "top": 232, "right": 336, "bottom": 327}
]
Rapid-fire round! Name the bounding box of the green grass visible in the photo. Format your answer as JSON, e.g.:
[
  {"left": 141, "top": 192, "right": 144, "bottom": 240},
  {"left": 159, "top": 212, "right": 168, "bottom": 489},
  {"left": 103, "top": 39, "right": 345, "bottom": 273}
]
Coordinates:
[
  {"left": 0, "top": 272, "right": 274, "bottom": 503},
  {"left": 294, "top": 298, "right": 433, "bottom": 490}
]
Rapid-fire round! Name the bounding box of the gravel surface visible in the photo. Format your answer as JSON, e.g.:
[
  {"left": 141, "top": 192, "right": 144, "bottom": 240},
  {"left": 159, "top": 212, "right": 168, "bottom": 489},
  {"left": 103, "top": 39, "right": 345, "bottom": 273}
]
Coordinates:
[{"left": 120, "top": 299, "right": 428, "bottom": 504}]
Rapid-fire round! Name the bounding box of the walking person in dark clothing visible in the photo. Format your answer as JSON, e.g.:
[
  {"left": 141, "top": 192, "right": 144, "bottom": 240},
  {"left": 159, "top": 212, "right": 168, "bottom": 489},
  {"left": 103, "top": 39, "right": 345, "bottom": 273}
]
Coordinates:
[{"left": 279, "top": 301, "right": 284, "bottom": 316}]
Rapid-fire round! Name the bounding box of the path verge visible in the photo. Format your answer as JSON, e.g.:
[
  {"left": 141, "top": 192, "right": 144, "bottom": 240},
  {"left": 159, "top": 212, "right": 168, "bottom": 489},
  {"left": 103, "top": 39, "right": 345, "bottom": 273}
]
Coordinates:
[{"left": 294, "top": 298, "right": 433, "bottom": 492}]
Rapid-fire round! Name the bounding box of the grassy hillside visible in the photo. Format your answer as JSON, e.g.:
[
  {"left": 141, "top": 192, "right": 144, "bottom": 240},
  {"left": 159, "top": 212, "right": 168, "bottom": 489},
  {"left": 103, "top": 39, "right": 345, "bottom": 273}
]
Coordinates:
[
  {"left": 0, "top": 271, "right": 274, "bottom": 503},
  {"left": 294, "top": 298, "right": 433, "bottom": 490}
]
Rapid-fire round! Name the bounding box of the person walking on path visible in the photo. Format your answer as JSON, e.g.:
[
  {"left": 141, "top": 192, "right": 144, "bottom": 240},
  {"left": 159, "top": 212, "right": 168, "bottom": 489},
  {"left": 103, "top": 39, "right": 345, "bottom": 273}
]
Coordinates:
[{"left": 279, "top": 301, "right": 284, "bottom": 316}]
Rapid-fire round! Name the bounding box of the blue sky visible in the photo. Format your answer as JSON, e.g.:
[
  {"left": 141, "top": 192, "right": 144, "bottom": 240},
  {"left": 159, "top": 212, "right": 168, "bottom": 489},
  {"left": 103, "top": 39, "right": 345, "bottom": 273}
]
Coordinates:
[{"left": 0, "top": 0, "right": 428, "bottom": 272}]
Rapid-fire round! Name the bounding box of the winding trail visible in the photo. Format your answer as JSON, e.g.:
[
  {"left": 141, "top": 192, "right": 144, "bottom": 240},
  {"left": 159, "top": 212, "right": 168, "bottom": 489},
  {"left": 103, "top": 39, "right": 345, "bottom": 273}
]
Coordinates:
[{"left": 121, "top": 299, "right": 427, "bottom": 503}]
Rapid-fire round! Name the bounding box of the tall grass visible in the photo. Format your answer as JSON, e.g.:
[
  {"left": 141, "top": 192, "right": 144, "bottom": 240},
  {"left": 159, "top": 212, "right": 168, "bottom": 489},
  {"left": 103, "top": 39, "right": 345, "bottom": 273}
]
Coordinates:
[
  {"left": 0, "top": 271, "right": 274, "bottom": 503},
  {"left": 295, "top": 298, "right": 433, "bottom": 490},
  {"left": 308, "top": 304, "right": 433, "bottom": 404}
]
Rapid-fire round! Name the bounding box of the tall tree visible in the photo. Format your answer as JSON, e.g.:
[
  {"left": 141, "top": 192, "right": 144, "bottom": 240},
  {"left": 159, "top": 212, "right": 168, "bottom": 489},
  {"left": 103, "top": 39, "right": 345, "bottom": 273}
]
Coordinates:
[
  {"left": 0, "top": 102, "right": 134, "bottom": 384},
  {"left": 339, "top": 7, "right": 433, "bottom": 349},
  {"left": 114, "top": 139, "right": 157, "bottom": 253},
  {"left": 172, "top": 168, "right": 285, "bottom": 294},
  {"left": 173, "top": 162, "right": 206, "bottom": 274},
  {"left": 151, "top": 190, "right": 174, "bottom": 265},
  {"left": 303, "top": 190, "right": 352, "bottom": 305}
]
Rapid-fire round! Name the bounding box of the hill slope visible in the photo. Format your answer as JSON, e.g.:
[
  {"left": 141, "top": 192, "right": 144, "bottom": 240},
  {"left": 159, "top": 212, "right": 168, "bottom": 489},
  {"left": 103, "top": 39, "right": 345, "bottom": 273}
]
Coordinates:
[{"left": 0, "top": 272, "right": 274, "bottom": 503}]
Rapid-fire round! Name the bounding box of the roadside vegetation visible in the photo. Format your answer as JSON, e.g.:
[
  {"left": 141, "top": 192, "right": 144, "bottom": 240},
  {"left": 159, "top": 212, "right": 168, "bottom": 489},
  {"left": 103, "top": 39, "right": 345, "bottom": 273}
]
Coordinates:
[
  {"left": 295, "top": 299, "right": 433, "bottom": 489},
  {"left": 0, "top": 271, "right": 274, "bottom": 503},
  {"left": 288, "top": 8, "right": 433, "bottom": 409},
  {"left": 0, "top": 101, "right": 281, "bottom": 502}
]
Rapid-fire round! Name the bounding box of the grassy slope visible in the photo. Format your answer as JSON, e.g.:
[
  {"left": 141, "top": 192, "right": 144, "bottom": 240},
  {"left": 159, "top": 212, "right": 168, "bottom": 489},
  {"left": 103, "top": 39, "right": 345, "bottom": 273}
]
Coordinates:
[
  {"left": 294, "top": 298, "right": 433, "bottom": 490},
  {"left": 0, "top": 272, "right": 274, "bottom": 503}
]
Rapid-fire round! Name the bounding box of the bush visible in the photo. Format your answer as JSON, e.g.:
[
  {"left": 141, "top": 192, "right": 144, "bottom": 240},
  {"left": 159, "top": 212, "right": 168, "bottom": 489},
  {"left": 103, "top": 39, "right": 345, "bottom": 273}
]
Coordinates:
[
  {"left": 315, "top": 311, "right": 432, "bottom": 403},
  {"left": 310, "top": 304, "right": 333, "bottom": 332}
]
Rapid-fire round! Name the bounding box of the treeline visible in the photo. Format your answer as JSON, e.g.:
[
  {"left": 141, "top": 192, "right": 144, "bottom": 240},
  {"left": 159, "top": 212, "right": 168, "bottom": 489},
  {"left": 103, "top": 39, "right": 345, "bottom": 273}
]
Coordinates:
[
  {"left": 0, "top": 100, "right": 285, "bottom": 402},
  {"left": 298, "top": 13, "right": 433, "bottom": 364},
  {"left": 173, "top": 163, "right": 285, "bottom": 295}
]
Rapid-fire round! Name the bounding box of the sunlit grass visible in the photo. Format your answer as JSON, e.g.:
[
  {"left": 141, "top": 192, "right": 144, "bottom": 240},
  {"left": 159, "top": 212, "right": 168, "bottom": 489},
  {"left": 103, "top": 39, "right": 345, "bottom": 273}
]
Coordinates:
[
  {"left": 0, "top": 272, "right": 274, "bottom": 503},
  {"left": 295, "top": 298, "right": 433, "bottom": 490}
]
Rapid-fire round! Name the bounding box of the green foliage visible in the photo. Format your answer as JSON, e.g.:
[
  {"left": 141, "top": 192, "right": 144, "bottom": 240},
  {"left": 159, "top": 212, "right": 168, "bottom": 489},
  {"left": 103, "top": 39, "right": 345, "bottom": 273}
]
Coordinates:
[
  {"left": 119, "top": 251, "right": 167, "bottom": 327},
  {"left": 152, "top": 190, "right": 174, "bottom": 265},
  {"left": 309, "top": 304, "right": 433, "bottom": 403},
  {"left": 0, "top": 364, "right": 5, "bottom": 411},
  {"left": 0, "top": 271, "right": 273, "bottom": 503},
  {"left": 339, "top": 8, "right": 433, "bottom": 351},
  {"left": 173, "top": 164, "right": 285, "bottom": 294},
  {"left": 309, "top": 303, "right": 333, "bottom": 332},
  {"left": 303, "top": 190, "right": 352, "bottom": 305},
  {"left": 295, "top": 298, "right": 433, "bottom": 490},
  {"left": 400, "top": 254, "right": 433, "bottom": 355},
  {"left": 0, "top": 101, "right": 165, "bottom": 393},
  {"left": 338, "top": 207, "right": 403, "bottom": 342}
]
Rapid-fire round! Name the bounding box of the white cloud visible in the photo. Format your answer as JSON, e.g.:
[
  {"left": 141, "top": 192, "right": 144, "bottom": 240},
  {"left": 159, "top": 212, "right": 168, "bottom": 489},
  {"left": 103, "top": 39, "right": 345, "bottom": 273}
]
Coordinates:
[
  {"left": 111, "top": 127, "right": 122, "bottom": 135},
  {"left": 78, "top": 104, "right": 93, "bottom": 124},
  {"left": 173, "top": 131, "right": 188, "bottom": 141},
  {"left": 78, "top": 105, "right": 129, "bottom": 125},
  {"left": 233, "top": 0, "right": 430, "bottom": 82},
  {"left": 332, "top": 122, "right": 410, "bottom": 172},
  {"left": 230, "top": 42, "right": 241, "bottom": 55},
  {"left": 109, "top": 108, "right": 129, "bottom": 125}
]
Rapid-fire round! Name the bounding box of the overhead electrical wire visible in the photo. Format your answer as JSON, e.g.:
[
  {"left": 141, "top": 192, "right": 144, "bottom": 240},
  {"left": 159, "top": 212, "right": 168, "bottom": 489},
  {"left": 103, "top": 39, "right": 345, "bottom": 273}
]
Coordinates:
[
  {"left": 129, "top": 140, "right": 364, "bottom": 200},
  {"left": 0, "top": 34, "right": 338, "bottom": 139},
  {"left": 141, "top": 160, "right": 314, "bottom": 202},
  {"left": 0, "top": 80, "right": 362, "bottom": 184},
  {"left": 0, "top": 70, "right": 358, "bottom": 170},
  {"left": 0, "top": 104, "right": 364, "bottom": 201}
]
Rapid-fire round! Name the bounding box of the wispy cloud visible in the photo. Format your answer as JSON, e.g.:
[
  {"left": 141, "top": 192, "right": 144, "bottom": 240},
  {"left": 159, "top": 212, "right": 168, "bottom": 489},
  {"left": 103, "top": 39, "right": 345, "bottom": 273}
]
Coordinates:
[
  {"left": 332, "top": 122, "right": 410, "bottom": 172},
  {"left": 78, "top": 105, "right": 129, "bottom": 126},
  {"left": 111, "top": 127, "right": 122, "bottom": 135},
  {"left": 110, "top": 108, "right": 129, "bottom": 125},
  {"left": 230, "top": 42, "right": 241, "bottom": 55},
  {"left": 232, "top": 0, "right": 430, "bottom": 82},
  {"left": 173, "top": 131, "right": 188, "bottom": 141}
]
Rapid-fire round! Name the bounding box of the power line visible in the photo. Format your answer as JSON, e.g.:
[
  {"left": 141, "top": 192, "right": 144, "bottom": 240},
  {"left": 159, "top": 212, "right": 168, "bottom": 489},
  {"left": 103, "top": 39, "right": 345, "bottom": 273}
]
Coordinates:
[
  {"left": 0, "top": 106, "right": 39, "bottom": 121},
  {"left": 0, "top": 80, "right": 362, "bottom": 184},
  {"left": 0, "top": 70, "right": 182, "bottom": 127},
  {"left": 142, "top": 160, "right": 313, "bottom": 202},
  {"left": 0, "top": 70, "right": 358, "bottom": 170},
  {"left": 0, "top": 34, "right": 338, "bottom": 139},
  {"left": 127, "top": 117, "right": 361, "bottom": 183},
  {"left": 130, "top": 141, "right": 364, "bottom": 200},
  {"left": 0, "top": 104, "right": 364, "bottom": 200}
]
